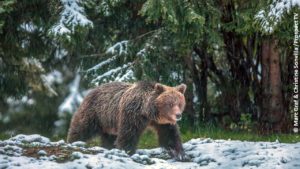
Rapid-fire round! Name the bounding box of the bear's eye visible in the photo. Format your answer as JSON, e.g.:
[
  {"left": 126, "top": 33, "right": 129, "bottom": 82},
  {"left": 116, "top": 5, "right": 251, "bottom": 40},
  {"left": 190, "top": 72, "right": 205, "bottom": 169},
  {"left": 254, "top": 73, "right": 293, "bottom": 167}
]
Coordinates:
[{"left": 169, "top": 103, "right": 174, "bottom": 107}]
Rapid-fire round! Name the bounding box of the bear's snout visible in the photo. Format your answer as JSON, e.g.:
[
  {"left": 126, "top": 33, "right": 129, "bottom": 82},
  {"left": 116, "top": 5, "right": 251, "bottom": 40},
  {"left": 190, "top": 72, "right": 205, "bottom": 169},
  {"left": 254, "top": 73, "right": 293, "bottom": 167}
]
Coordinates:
[{"left": 176, "top": 114, "right": 182, "bottom": 121}]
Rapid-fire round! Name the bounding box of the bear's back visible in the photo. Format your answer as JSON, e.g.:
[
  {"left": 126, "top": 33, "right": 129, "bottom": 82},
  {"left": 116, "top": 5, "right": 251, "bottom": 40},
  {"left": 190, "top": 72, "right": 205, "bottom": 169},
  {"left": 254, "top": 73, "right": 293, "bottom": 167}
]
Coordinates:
[
  {"left": 96, "top": 81, "right": 131, "bottom": 91},
  {"left": 91, "top": 81, "right": 132, "bottom": 108}
]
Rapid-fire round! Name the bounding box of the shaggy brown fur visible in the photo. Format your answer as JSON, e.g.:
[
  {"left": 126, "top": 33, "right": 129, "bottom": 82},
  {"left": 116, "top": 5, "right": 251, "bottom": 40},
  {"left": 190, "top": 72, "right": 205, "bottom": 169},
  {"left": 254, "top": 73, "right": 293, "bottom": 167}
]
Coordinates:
[{"left": 67, "top": 81, "right": 187, "bottom": 160}]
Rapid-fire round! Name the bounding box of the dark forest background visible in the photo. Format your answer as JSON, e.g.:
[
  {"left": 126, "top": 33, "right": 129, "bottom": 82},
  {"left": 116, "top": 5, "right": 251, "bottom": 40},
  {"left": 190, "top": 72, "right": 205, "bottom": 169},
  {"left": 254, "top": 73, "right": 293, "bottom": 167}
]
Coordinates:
[{"left": 0, "top": 0, "right": 299, "bottom": 142}]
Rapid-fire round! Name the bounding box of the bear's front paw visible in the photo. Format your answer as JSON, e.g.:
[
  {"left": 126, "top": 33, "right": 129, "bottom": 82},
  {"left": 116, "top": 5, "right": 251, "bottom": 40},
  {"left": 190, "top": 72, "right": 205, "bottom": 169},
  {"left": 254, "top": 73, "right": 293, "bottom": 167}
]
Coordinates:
[
  {"left": 169, "top": 149, "right": 190, "bottom": 162},
  {"left": 175, "top": 153, "right": 190, "bottom": 162}
]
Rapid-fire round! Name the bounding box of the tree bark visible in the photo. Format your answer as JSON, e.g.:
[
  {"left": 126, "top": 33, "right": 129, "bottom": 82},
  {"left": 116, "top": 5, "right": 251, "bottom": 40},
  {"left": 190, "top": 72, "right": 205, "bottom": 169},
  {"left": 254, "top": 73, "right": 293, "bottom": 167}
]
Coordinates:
[
  {"left": 193, "top": 47, "right": 209, "bottom": 122},
  {"left": 260, "top": 38, "right": 286, "bottom": 133},
  {"left": 183, "top": 53, "right": 196, "bottom": 127},
  {"left": 218, "top": 0, "right": 254, "bottom": 123}
]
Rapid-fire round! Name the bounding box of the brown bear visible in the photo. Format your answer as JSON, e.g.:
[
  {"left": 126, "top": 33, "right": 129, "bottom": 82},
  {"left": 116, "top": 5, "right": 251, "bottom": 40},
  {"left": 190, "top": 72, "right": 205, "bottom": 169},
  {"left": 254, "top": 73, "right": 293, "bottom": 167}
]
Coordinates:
[{"left": 67, "top": 81, "right": 187, "bottom": 160}]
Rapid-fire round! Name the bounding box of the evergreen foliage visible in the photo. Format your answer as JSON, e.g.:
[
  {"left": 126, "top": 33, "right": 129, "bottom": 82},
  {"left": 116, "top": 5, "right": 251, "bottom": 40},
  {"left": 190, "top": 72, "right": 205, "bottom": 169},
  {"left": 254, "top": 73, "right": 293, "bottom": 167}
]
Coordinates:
[{"left": 0, "top": 0, "right": 298, "bottom": 137}]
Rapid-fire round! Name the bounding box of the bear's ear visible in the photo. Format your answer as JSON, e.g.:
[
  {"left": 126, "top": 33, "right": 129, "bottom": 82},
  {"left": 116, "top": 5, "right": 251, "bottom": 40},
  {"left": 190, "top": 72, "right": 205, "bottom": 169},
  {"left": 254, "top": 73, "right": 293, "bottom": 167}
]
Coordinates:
[
  {"left": 154, "top": 83, "right": 165, "bottom": 93},
  {"left": 176, "top": 84, "right": 187, "bottom": 94}
]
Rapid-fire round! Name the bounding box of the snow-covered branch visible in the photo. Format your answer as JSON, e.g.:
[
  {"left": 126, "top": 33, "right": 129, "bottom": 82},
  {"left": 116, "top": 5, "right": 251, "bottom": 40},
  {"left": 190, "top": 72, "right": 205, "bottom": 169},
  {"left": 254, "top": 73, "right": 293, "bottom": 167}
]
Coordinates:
[
  {"left": 40, "top": 70, "right": 63, "bottom": 96},
  {"left": 86, "top": 40, "right": 135, "bottom": 85},
  {"left": 49, "top": 0, "right": 93, "bottom": 37},
  {"left": 106, "top": 40, "right": 128, "bottom": 55},
  {"left": 255, "top": 0, "right": 300, "bottom": 33},
  {"left": 115, "top": 69, "right": 135, "bottom": 82},
  {"left": 91, "top": 63, "right": 134, "bottom": 85},
  {"left": 86, "top": 55, "right": 117, "bottom": 73},
  {"left": 58, "top": 74, "right": 83, "bottom": 115}
]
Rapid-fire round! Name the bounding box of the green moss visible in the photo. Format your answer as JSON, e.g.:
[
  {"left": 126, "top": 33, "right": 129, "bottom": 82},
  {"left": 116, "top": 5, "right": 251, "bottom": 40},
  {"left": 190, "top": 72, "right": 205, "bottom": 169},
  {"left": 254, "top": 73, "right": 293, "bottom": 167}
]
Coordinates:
[
  {"left": 0, "top": 133, "right": 9, "bottom": 140},
  {"left": 86, "top": 136, "right": 101, "bottom": 147},
  {"left": 138, "top": 129, "right": 158, "bottom": 149}
]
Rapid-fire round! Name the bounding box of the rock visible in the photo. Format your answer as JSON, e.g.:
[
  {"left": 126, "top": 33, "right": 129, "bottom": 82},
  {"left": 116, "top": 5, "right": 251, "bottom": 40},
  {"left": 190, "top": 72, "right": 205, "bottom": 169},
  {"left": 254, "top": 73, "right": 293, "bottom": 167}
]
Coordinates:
[
  {"left": 131, "top": 154, "right": 155, "bottom": 165},
  {"left": 242, "top": 159, "right": 263, "bottom": 167},
  {"left": 9, "top": 134, "right": 50, "bottom": 144},
  {"left": 51, "top": 140, "right": 65, "bottom": 146},
  {"left": 85, "top": 163, "right": 104, "bottom": 169},
  {"left": 37, "top": 150, "right": 47, "bottom": 156},
  {"left": 71, "top": 151, "right": 83, "bottom": 159},
  {"left": 49, "top": 155, "right": 57, "bottom": 161},
  {"left": 105, "top": 149, "right": 128, "bottom": 157},
  {"left": 87, "top": 146, "right": 106, "bottom": 153},
  {"left": 2, "top": 145, "right": 22, "bottom": 156},
  {"left": 0, "top": 163, "right": 9, "bottom": 169},
  {"left": 202, "top": 138, "right": 213, "bottom": 143},
  {"left": 193, "top": 155, "right": 216, "bottom": 165},
  {"left": 85, "top": 163, "right": 93, "bottom": 169},
  {"left": 71, "top": 141, "right": 86, "bottom": 147},
  {"left": 281, "top": 157, "right": 288, "bottom": 164}
]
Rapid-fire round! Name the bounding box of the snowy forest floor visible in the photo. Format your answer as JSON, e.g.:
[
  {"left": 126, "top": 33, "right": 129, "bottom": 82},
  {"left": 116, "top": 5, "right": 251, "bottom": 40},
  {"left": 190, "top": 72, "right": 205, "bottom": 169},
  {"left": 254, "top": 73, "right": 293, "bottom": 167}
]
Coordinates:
[{"left": 1, "top": 134, "right": 300, "bottom": 169}]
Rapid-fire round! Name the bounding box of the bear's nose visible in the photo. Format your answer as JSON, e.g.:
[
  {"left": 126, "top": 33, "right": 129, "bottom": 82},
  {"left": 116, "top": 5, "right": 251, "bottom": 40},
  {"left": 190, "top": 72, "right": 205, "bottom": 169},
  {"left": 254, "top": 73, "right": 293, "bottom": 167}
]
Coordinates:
[{"left": 176, "top": 114, "right": 182, "bottom": 121}]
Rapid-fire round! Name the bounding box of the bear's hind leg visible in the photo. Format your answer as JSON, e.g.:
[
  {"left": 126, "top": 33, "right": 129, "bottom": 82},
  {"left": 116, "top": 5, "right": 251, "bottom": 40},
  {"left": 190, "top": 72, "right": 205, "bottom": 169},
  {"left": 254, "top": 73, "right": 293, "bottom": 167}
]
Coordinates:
[{"left": 67, "top": 112, "right": 99, "bottom": 143}]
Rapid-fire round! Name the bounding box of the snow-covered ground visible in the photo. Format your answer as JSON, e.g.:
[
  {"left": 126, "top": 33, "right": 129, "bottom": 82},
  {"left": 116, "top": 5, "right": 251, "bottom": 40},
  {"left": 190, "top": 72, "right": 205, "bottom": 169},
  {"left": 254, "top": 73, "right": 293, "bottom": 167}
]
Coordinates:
[{"left": 1, "top": 134, "right": 300, "bottom": 169}]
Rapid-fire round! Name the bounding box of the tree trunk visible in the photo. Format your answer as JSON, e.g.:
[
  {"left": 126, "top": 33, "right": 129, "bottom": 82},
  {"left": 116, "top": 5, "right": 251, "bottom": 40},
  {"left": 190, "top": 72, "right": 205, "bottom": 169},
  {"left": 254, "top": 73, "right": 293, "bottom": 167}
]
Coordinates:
[
  {"left": 193, "top": 47, "right": 209, "bottom": 123},
  {"left": 219, "top": 0, "right": 253, "bottom": 123},
  {"left": 260, "top": 38, "right": 286, "bottom": 133},
  {"left": 199, "top": 56, "right": 208, "bottom": 122},
  {"left": 183, "top": 53, "right": 196, "bottom": 127}
]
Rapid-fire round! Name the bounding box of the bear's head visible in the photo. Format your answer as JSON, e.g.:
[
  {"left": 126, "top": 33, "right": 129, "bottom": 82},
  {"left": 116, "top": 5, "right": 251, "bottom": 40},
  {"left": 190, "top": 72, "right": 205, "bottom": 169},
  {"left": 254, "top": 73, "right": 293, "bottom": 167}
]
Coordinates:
[{"left": 153, "top": 83, "right": 186, "bottom": 125}]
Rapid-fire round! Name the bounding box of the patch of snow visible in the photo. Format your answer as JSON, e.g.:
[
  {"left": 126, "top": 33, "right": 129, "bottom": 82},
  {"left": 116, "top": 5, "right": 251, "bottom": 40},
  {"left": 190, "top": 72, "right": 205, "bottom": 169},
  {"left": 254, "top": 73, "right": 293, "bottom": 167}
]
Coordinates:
[
  {"left": 52, "top": 140, "right": 66, "bottom": 146},
  {"left": 58, "top": 74, "right": 83, "bottom": 115},
  {"left": 1, "top": 135, "right": 300, "bottom": 169},
  {"left": 71, "top": 151, "right": 83, "bottom": 159},
  {"left": 41, "top": 75, "right": 59, "bottom": 96},
  {"left": 214, "top": 90, "right": 222, "bottom": 98},
  {"left": 49, "top": 0, "right": 93, "bottom": 37},
  {"left": 171, "top": 72, "right": 179, "bottom": 80},
  {"left": 137, "top": 48, "right": 146, "bottom": 57},
  {"left": 6, "top": 96, "right": 35, "bottom": 107},
  {"left": 86, "top": 55, "right": 117, "bottom": 73},
  {"left": 106, "top": 40, "right": 128, "bottom": 55},
  {"left": 71, "top": 141, "right": 86, "bottom": 147},
  {"left": 98, "top": 0, "right": 122, "bottom": 17},
  {"left": 255, "top": 0, "right": 300, "bottom": 33},
  {"left": 105, "top": 149, "right": 129, "bottom": 158},
  {"left": 42, "top": 70, "right": 63, "bottom": 86},
  {"left": 192, "top": 83, "right": 198, "bottom": 103},
  {"left": 87, "top": 40, "right": 135, "bottom": 85},
  {"left": 8, "top": 134, "right": 50, "bottom": 144},
  {"left": 258, "top": 63, "right": 262, "bottom": 74},
  {"left": 100, "top": 1, "right": 111, "bottom": 16},
  {"left": 55, "top": 74, "right": 83, "bottom": 134},
  {"left": 115, "top": 69, "right": 135, "bottom": 82},
  {"left": 37, "top": 150, "right": 47, "bottom": 156},
  {"left": 40, "top": 69, "right": 63, "bottom": 96},
  {"left": 19, "top": 22, "right": 38, "bottom": 33},
  {"left": 1, "top": 145, "right": 22, "bottom": 156},
  {"left": 91, "top": 63, "right": 132, "bottom": 85},
  {"left": 131, "top": 154, "right": 155, "bottom": 165},
  {"left": 55, "top": 48, "right": 68, "bottom": 60},
  {"left": 22, "top": 57, "right": 44, "bottom": 71}
]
